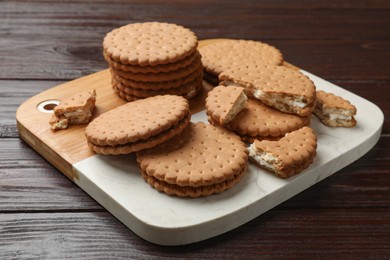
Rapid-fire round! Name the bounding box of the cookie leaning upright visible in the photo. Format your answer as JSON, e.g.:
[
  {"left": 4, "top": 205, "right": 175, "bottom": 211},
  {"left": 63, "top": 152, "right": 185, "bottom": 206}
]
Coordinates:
[
  {"left": 103, "top": 22, "right": 203, "bottom": 101},
  {"left": 205, "top": 85, "right": 248, "bottom": 125},
  {"left": 85, "top": 95, "right": 191, "bottom": 155}
]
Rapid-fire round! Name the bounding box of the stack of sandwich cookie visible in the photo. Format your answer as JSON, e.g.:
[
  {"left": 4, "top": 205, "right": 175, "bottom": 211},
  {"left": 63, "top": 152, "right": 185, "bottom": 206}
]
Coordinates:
[
  {"left": 103, "top": 22, "right": 203, "bottom": 101},
  {"left": 199, "top": 39, "right": 284, "bottom": 84},
  {"left": 136, "top": 122, "right": 248, "bottom": 197},
  {"left": 85, "top": 95, "right": 191, "bottom": 155}
]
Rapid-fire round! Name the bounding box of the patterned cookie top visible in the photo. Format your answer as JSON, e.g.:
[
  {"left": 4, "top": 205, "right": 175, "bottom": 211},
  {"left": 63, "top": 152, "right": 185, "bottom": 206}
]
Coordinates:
[
  {"left": 252, "top": 126, "right": 317, "bottom": 170},
  {"left": 103, "top": 22, "right": 198, "bottom": 66},
  {"left": 205, "top": 85, "right": 247, "bottom": 125},
  {"left": 136, "top": 122, "right": 248, "bottom": 187},
  {"left": 220, "top": 64, "right": 316, "bottom": 102},
  {"left": 85, "top": 95, "right": 190, "bottom": 146},
  {"left": 316, "top": 90, "right": 357, "bottom": 115},
  {"left": 222, "top": 99, "right": 309, "bottom": 137},
  {"left": 199, "top": 39, "right": 283, "bottom": 75}
]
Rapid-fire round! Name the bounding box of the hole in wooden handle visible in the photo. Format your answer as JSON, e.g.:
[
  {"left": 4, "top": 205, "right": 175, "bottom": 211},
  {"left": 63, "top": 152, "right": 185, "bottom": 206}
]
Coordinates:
[{"left": 37, "top": 100, "right": 60, "bottom": 113}]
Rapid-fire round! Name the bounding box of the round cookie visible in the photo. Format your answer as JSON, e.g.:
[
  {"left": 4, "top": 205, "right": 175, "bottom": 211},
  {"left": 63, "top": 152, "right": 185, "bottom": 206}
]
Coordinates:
[
  {"left": 112, "top": 72, "right": 203, "bottom": 98},
  {"left": 136, "top": 122, "right": 248, "bottom": 197},
  {"left": 104, "top": 50, "right": 200, "bottom": 74},
  {"left": 110, "top": 57, "right": 202, "bottom": 82},
  {"left": 199, "top": 39, "right": 283, "bottom": 77},
  {"left": 103, "top": 22, "right": 198, "bottom": 66},
  {"left": 85, "top": 95, "right": 191, "bottom": 155},
  {"left": 208, "top": 99, "right": 310, "bottom": 141},
  {"left": 113, "top": 79, "right": 203, "bottom": 101},
  {"left": 112, "top": 66, "right": 202, "bottom": 90}
]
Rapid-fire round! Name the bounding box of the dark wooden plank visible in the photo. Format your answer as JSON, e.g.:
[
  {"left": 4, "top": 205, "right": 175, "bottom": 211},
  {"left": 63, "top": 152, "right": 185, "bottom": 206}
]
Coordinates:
[
  {"left": 0, "top": 209, "right": 389, "bottom": 259},
  {"left": 331, "top": 80, "right": 390, "bottom": 134},
  {"left": 2, "top": 38, "right": 389, "bottom": 81},
  {"left": 0, "top": 139, "right": 102, "bottom": 211},
  {"left": 1, "top": 1, "right": 390, "bottom": 80},
  {"left": 0, "top": 80, "right": 64, "bottom": 138},
  {"left": 273, "top": 40, "right": 390, "bottom": 81},
  {"left": 2, "top": 0, "right": 389, "bottom": 41},
  {"left": 1, "top": 0, "right": 389, "bottom": 257}
]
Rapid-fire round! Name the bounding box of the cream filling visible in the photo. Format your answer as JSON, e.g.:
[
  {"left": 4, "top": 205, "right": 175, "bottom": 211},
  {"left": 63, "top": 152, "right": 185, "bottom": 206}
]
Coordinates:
[
  {"left": 329, "top": 113, "right": 352, "bottom": 121},
  {"left": 64, "top": 109, "right": 86, "bottom": 118},
  {"left": 282, "top": 98, "right": 307, "bottom": 108},
  {"left": 254, "top": 89, "right": 307, "bottom": 108},
  {"left": 224, "top": 81, "right": 308, "bottom": 109},
  {"left": 252, "top": 88, "right": 264, "bottom": 99},
  {"left": 223, "top": 81, "right": 243, "bottom": 88},
  {"left": 248, "top": 144, "right": 279, "bottom": 171},
  {"left": 63, "top": 109, "right": 91, "bottom": 124}
]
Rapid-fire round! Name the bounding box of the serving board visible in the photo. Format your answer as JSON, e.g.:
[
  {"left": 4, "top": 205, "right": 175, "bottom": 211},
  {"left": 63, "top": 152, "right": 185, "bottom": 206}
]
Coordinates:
[{"left": 16, "top": 39, "right": 384, "bottom": 245}]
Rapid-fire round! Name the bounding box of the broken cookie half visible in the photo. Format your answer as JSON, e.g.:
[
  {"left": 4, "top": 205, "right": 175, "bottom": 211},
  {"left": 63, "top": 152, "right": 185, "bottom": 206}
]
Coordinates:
[
  {"left": 314, "top": 90, "right": 357, "bottom": 128},
  {"left": 50, "top": 89, "right": 96, "bottom": 130},
  {"left": 205, "top": 85, "right": 248, "bottom": 125},
  {"left": 248, "top": 126, "right": 317, "bottom": 178}
]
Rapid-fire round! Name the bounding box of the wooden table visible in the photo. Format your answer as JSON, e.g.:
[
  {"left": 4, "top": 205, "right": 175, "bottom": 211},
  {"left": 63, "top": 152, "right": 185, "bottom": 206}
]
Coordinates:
[{"left": 1, "top": 1, "right": 389, "bottom": 258}]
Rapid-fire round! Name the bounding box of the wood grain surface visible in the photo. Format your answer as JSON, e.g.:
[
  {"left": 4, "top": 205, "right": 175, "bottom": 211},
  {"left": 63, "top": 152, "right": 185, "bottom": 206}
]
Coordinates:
[{"left": 1, "top": 0, "right": 390, "bottom": 258}]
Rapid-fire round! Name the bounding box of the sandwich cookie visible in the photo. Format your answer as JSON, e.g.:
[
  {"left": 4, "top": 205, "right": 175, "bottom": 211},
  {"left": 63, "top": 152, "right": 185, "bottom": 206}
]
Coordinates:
[
  {"left": 314, "top": 90, "right": 357, "bottom": 127},
  {"left": 112, "top": 71, "right": 203, "bottom": 98},
  {"left": 104, "top": 50, "right": 200, "bottom": 74},
  {"left": 110, "top": 57, "right": 202, "bottom": 83},
  {"left": 50, "top": 90, "right": 96, "bottom": 130},
  {"left": 136, "top": 122, "right": 248, "bottom": 197},
  {"left": 248, "top": 126, "right": 317, "bottom": 178},
  {"left": 112, "top": 66, "right": 202, "bottom": 91},
  {"left": 114, "top": 81, "right": 203, "bottom": 102},
  {"left": 103, "top": 22, "right": 198, "bottom": 66},
  {"left": 208, "top": 98, "right": 310, "bottom": 142},
  {"left": 85, "top": 95, "right": 190, "bottom": 155},
  {"left": 199, "top": 39, "right": 283, "bottom": 83},
  {"left": 220, "top": 65, "right": 316, "bottom": 117}
]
